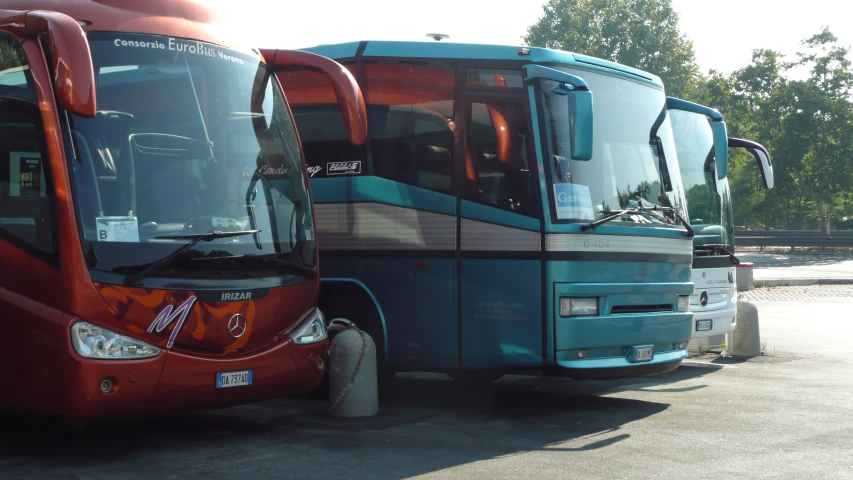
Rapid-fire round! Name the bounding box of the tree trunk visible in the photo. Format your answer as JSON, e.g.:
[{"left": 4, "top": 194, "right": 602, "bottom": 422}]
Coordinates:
[
  {"left": 797, "top": 176, "right": 831, "bottom": 236},
  {"left": 817, "top": 198, "right": 831, "bottom": 236}
]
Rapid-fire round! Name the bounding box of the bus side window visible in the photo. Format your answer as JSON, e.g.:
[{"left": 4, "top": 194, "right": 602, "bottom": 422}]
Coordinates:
[
  {"left": 464, "top": 102, "right": 535, "bottom": 216},
  {"left": 363, "top": 61, "right": 455, "bottom": 194},
  {"left": 278, "top": 66, "right": 368, "bottom": 179},
  {"left": 0, "top": 35, "right": 58, "bottom": 261}
]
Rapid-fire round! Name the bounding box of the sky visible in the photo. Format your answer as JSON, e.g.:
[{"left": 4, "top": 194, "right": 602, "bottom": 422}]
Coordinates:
[{"left": 208, "top": 0, "right": 853, "bottom": 77}]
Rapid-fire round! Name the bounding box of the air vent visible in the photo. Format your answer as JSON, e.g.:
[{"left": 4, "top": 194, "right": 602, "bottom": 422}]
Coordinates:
[{"left": 610, "top": 304, "right": 671, "bottom": 315}]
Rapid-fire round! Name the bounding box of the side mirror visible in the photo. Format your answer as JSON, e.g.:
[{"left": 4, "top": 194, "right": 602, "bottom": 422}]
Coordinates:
[
  {"left": 728, "top": 137, "right": 774, "bottom": 189},
  {"left": 567, "top": 89, "right": 594, "bottom": 161},
  {"left": 0, "top": 10, "right": 97, "bottom": 117},
  {"left": 710, "top": 120, "right": 729, "bottom": 179},
  {"left": 260, "top": 49, "right": 367, "bottom": 145},
  {"left": 524, "top": 64, "right": 594, "bottom": 161}
]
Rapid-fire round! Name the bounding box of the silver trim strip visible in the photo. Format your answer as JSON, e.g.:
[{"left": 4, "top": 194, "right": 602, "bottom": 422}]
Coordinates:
[
  {"left": 545, "top": 233, "right": 693, "bottom": 256},
  {"left": 314, "top": 203, "right": 456, "bottom": 250},
  {"left": 461, "top": 218, "right": 541, "bottom": 251}
]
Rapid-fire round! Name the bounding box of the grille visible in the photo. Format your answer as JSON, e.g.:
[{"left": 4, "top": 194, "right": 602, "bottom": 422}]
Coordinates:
[{"left": 610, "top": 304, "right": 672, "bottom": 314}]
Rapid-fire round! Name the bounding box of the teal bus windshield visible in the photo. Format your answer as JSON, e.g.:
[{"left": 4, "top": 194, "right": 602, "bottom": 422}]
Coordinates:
[{"left": 543, "top": 66, "right": 687, "bottom": 227}]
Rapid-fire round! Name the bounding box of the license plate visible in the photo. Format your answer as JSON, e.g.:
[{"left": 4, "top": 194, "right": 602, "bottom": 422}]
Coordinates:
[
  {"left": 696, "top": 320, "right": 713, "bottom": 332},
  {"left": 216, "top": 370, "right": 252, "bottom": 389},
  {"left": 632, "top": 346, "right": 654, "bottom": 363}
]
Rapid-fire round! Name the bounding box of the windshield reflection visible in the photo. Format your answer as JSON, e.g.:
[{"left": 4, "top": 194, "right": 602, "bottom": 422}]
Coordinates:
[
  {"left": 67, "top": 33, "right": 314, "bottom": 281},
  {"left": 540, "top": 67, "right": 687, "bottom": 228}
]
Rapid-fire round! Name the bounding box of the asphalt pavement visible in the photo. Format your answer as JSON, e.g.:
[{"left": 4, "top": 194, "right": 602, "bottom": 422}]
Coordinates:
[
  {"left": 3, "top": 285, "right": 853, "bottom": 479},
  {"left": 738, "top": 251, "right": 853, "bottom": 285}
]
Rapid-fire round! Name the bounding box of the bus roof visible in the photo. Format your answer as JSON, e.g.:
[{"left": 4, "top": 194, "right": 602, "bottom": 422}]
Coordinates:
[
  {"left": 0, "top": 0, "right": 251, "bottom": 54},
  {"left": 301, "top": 40, "right": 664, "bottom": 89}
]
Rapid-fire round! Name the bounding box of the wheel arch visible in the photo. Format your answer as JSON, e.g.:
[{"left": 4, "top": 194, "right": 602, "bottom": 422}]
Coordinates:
[{"left": 319, "top": 278, "right": 388, "bottom": 358}]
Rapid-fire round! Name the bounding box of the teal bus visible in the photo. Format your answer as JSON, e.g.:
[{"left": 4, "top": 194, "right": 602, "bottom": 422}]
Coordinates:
[
  {"left": 277, "top": 41, "right": 695, "bottom": 382},
  {"left": 667, "top": 98, "right": 773, "bottom": 347}
]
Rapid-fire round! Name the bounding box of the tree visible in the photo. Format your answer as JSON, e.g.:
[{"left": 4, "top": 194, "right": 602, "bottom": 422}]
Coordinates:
[
  {"left": 786, "top": 29, "right": 853, "bottom": 234},
  {"left": 524, "top": 0, "right": 700, "bottom": 98},
  {"left": 726, "top": 29, "right": 853, "bottom": 234},
  {"left": 729, "top": 50, "right": 792, "bottom": 229}
]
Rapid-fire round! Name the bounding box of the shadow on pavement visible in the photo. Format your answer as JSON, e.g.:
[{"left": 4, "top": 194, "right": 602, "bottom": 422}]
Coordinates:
[{"left": 0, "top": 363, "right": 719, "bottom": 479}]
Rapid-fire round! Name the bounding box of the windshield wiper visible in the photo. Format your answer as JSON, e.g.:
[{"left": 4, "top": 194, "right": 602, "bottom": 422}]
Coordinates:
[
  {"left": 694, "top": 244, "right": 740, "bottom": 265},
  {"left": 124, "top": 230, "right": 260, "bottom": 286},
  {"left": 191, "top": 251, "right": 318, "bottom": 278},
  {"left": 581, "top": 205, "right": 695, "bottom": 238}
]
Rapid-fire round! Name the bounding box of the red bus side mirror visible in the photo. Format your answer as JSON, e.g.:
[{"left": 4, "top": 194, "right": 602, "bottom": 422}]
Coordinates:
[
  {"left": 0, "top": 9, "right": 97, "bottom": 117},
  {"left": 260, "top": 49, "right": 367, "bottom": 145}
]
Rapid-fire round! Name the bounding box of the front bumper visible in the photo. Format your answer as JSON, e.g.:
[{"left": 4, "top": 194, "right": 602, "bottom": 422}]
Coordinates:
[
  {"left": 690, "top": 301, "right": 737, "bottom": 339},
  {"left": 59, "top": 336, "right": 327, "bottom": 418},
  {"left": 556, "top": 350, "right": 686, "bottom": 379},
  {"left": 553, "top": 282, "right": 693, "bottom": 378}
]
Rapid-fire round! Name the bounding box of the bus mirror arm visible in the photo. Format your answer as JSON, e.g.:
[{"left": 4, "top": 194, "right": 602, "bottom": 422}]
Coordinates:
[
  {"left": 728, "top": 137, "right": 774, "bottom": 189},
  {"left": 260, "top": 49, "right": 367, "bottom": 145},
  {"left": 0, "top": 9, "right": 97, "bottom": 117}
]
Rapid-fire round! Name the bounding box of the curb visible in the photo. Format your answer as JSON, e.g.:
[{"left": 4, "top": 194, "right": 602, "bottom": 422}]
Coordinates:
[{"left": 753, "top": 278, "right": 853, "bottom": 288}]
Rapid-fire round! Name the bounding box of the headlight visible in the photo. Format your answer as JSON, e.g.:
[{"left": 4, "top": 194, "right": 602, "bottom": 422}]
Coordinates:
[
  {"left": 677, "top": 296, "right": 691, "bottom": 312},
  {"left": 559, "top": 297, "right": 599, "bottom": 317},
  {"left": 290, "top": 308, "right": 328, "bottom": 345},
  {"left": 71, "top": 321, "right": 161, "bottom": 359}
]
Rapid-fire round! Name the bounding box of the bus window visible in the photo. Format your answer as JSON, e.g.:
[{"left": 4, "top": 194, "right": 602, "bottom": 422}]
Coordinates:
[
  {"left": 278, "top": 65, "right": 367, "bottom": 179},
  {"left": 364, "top": 61, "right": 455, "bottom": 194},
  {"left": 465, "top": 102, "right": 535, "bottom": 216},
  {"left": 465, "top": 68, "right": 523, "bottom": 88},
  {"left": 0, "top": 35, "right": 57, "bottom": 260}
]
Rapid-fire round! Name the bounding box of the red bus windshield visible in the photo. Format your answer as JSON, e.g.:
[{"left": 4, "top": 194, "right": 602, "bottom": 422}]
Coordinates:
[{"left": 67, "top": 33, "right": 315, "bottom": 286}]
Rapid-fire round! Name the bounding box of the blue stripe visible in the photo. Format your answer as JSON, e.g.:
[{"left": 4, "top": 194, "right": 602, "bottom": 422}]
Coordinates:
[
  {"left": 311, "top": 177, "right": 456, "bottom": 216},
  {"left": 460, "top": 200, "right": 540, "bottom": 231}
]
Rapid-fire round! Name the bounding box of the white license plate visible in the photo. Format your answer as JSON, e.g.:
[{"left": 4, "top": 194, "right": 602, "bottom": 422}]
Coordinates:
[
  {"left": 632, "top": 347, "right": 653, "bottom": 362},
  {"left": 696, "top": 320, "right": 713, "bottom": 332},
  {"left": 216, "top": 370, "right": 252, "bottom": 389}
]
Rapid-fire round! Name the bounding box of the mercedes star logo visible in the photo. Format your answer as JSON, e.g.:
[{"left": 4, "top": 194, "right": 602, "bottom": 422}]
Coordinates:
[
  {"left": 699, "top": 291, "right": 709, "bottom": 307},
  {"left": 228, "top": 314, "right": 247, "bottom": 338}
]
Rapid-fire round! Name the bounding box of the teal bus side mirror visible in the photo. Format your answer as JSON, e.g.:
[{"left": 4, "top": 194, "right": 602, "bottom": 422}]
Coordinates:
[
  {"left": 568, "top": 89, "right": 593, "bottom": 161},
  {"left": 525, "top": 64, "right": 594, "bottom": 161}
]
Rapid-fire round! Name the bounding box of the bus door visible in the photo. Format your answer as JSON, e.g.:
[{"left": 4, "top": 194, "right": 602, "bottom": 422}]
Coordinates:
[{"left": 457, "top": 94, "right": 543, "bottom": 368}]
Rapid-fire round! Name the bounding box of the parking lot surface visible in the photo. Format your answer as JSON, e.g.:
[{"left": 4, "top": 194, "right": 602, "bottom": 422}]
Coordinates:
[
  {"left": 3, "top": 292, "right": 853, "bottom": 479},
  {"left": 738, "top": 251, "right": 853, "bottom": 283}
]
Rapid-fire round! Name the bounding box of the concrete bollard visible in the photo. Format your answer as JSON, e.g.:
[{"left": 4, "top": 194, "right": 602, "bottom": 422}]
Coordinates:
[
  {"left": 730, "top": 300, "right": 761, "bottom": 357},
  {"left": 328, "top": 321, "right": 378, "bottom": 417}
]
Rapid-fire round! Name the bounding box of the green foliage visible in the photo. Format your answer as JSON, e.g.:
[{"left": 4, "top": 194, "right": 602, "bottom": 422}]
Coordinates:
[
  {"left": 726, "top": 28, "right": 853, "bottom": 232},
  {"left": 524, "top": 0, "right": 700, "bottom": 98}
]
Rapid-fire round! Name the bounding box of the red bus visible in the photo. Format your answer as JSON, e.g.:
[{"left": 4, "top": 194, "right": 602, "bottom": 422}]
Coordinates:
[{"left": 0, "top": 0, "right": 366, "bottom": 420}]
